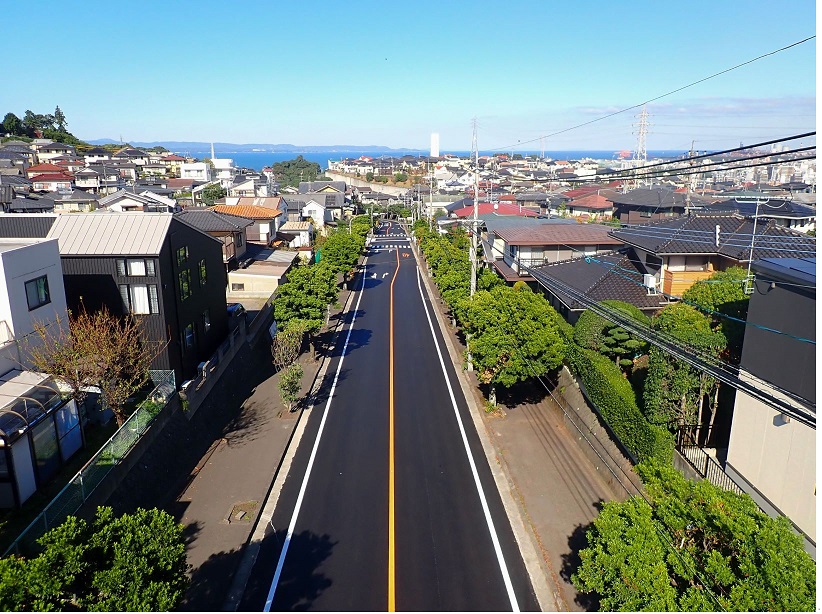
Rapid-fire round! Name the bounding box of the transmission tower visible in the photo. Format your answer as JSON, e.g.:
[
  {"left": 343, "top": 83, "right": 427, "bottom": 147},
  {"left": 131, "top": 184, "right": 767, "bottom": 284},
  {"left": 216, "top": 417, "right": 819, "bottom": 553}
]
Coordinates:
[{"left": 632, "top": 105, "right": 650, "bottom": 187}]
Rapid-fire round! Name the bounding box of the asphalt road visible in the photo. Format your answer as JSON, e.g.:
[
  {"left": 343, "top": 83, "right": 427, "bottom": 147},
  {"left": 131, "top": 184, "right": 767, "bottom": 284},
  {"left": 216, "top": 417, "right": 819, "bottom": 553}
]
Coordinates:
[{"left": 241, "top": 222, "right": 539, "bottom": 611}]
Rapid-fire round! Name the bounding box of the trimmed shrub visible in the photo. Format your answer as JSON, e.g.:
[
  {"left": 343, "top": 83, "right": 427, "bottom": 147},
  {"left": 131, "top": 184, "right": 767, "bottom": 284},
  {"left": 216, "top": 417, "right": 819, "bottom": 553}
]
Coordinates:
[{"left": 567, "top": 344, "right": 673, "bottom": 463}]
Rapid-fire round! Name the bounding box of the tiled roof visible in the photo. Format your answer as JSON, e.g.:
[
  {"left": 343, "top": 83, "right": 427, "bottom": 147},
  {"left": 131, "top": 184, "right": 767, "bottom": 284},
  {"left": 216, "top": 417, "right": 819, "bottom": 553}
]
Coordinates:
[
  {"left": 568, "top": 192, "right": 615, "bottom": 210},
  {"left": 452, "top": 202, "right": 540, "bottom": 218},
  {"left": 31, "top": 173, "right": 73, "bottom": 182},
  {"left": 175, "top": 209, "right": 253, "bottom": 232},
  {"left": 606, "top": 186, "right": 711, "bottom": 208},
  {"left": 280, "top": 221, "right": 312, "bottom": 231},
  {"left": 610, "top": 212, "right": 816, "bottom": 260},
  {"left": 211, "top": 204, "right": 282, "bottom": 219},
  {"left": 495, "top": 223, "right": 623, "bottom": 246},
  {"left": 26, "top": 163, "right": 64, "bottom": 174},
  {"left": 531, "top": 249, "right": 668, "bottom": 312}
]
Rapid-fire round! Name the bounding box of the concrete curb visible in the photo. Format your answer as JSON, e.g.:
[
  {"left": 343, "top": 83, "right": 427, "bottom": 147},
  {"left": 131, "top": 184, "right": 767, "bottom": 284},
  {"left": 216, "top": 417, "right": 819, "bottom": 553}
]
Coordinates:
[
  {"left": 408, "top": 231, "right": 564, "bottom": 612},
  {"left": 223, "top": 258, "right": 366, "bottom": 611}
]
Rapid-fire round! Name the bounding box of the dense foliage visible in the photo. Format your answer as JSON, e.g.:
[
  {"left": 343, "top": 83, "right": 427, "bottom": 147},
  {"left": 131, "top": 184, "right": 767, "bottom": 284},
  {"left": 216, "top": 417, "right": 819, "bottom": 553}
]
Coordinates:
[
  {"left": 572, "top": 459, "right": 816, "bottom": 611},
  {"left": 566, "top": 343, "right": 674, "bottom": 462},
  {"left": 0, "top": 507, "right": 188, "bottom": 611},
  {"left": 460, "top": 285, "right": 565, "bottom": 387},
  {"left": 573, "top": 300, "right": 649, "bottom": 370},
  {"left": 269, "top": 155, "right": 322, "bottom": 188},
  {"left": 642, "top": 303, "right": 726, "bottom": 429},
  {"left": 681, "top": 266, "right": 749, "bottom": 361},
  {"left": 2, "top": 107, "right": 88, "bottom": 148},
  {"left": 272, "top": 261, "right": 339, "bottom": 335}
]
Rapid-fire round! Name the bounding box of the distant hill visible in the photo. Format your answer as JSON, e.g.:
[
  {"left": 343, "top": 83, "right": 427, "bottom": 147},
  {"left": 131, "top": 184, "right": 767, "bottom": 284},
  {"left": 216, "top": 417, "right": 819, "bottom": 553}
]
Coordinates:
[{"left": 83, "top": 139, "right": 410, "bottom": 153}]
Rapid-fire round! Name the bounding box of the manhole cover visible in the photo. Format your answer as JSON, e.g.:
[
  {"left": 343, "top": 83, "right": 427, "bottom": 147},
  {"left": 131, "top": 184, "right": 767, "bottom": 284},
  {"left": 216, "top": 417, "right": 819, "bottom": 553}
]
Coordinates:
[{"left": 227, "top": 500, "right": 258, "bottom": 524}]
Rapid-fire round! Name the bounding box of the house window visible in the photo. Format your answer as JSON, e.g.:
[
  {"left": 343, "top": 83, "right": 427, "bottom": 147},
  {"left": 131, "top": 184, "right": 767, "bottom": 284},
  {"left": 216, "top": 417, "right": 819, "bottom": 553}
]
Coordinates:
[
  {"left": 183, "top": 323, "right": 195, "bottom": 350},
  {"left": 199, "top": 259, "right": 207, "bottom": 286},
  {"left": 179, "top": 270, "right": 192, "bottom": 301},
  {"left": 117, "top": 258, "right": 155, "bottom": 276},
  {"left": 119, "top": 284, "right": 159, "bottom": 314},
  {"left": 231, "top": 282, "right": 245, "bottom": 291},
  {"left": 203, "top": 309, "right": 211, "bottom": 333},
  {"left": 25, "top": 275, "right": 51, "bottom": 310},
  {"left": 236, "top": 233, "right": 244, "bottom": 248},
  {"left": 176, "top": 246, "right": 189, "bottom": 266}
]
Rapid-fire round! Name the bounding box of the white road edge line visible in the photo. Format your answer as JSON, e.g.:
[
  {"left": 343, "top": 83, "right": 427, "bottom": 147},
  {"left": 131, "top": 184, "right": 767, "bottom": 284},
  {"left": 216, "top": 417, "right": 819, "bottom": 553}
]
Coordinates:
[
  {"left": 263, "top": 258, "right": 369, "bottom": 612},
  {"left": 415, "top": 267, "right": 521, "bottom": 613}
]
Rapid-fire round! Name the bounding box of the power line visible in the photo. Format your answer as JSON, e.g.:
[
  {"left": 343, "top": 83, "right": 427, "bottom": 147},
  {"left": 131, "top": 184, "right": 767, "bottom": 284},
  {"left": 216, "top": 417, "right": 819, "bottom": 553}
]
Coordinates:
[
  {"left": 465, "top": 226, "right": 816, "bottom": 424},
  {"left": 488, "top": 37, "right": 816, "bottom": 152}
]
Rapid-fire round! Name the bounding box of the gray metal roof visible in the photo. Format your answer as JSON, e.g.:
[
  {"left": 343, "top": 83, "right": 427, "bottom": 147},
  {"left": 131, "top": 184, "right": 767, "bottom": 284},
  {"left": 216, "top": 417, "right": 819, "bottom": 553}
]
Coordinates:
[
  {"left": 753, "top": 257, "right": 816, "bottom": 286},
  {"left": 175, "top": 209, "right": 253, "bottom": 232},
  {"left": 46, "top": 212, "right": 173, "bottom": 255}
]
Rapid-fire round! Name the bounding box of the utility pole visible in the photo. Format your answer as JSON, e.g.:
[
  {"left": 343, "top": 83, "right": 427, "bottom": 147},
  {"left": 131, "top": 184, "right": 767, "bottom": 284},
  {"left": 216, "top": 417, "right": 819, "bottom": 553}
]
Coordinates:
[
  {"left": 685, "top": 140, "right": 695, "bottom": 215},
  {"left": 470, "top": 118, "right": 479, "bottom": 297}
]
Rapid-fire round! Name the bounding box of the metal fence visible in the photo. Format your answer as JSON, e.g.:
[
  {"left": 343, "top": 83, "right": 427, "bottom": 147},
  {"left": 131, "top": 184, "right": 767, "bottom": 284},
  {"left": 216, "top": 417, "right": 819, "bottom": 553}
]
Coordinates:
[
  {"left": 676, "top": 429, "right": 744, "bottom": 495},
  {"left": 5, "top": 382, "right": 176, "bottom": 556}
]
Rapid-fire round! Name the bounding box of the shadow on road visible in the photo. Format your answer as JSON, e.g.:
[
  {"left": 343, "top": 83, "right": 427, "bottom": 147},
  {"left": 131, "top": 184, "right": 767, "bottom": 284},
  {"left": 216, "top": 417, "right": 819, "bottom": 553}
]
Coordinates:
[{"left": 560, "top": 515, "right": 602, "bottom": 612}]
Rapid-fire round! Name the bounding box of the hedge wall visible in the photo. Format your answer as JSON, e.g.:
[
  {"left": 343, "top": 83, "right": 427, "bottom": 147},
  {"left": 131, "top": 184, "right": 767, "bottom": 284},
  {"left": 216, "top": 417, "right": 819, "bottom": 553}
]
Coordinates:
[{"left": 567, "top": 344, "right": 674, "bottom": 463}]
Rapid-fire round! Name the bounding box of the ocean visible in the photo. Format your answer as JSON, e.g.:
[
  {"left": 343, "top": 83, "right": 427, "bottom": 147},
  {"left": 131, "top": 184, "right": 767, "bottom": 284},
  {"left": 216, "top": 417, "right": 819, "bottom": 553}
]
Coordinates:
[{"left": 177, "top": 149, "right": 687, "bottom": 172}]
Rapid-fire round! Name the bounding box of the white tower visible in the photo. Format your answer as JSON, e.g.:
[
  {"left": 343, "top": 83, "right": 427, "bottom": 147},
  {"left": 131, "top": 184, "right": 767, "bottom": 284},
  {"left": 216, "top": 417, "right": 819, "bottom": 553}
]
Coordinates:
[
  {"left": 632, "top": 106, "right": 650, "bottom": 187},
  {"left": 430, "top": 132, "right": 440, "bottom": 158}
]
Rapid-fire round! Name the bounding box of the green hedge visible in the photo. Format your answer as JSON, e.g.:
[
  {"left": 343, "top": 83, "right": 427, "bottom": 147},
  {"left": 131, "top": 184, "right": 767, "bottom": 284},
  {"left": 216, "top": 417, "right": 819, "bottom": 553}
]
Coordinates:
[{"left": 567, "top": 344, "right": 673, "bottom": 463}]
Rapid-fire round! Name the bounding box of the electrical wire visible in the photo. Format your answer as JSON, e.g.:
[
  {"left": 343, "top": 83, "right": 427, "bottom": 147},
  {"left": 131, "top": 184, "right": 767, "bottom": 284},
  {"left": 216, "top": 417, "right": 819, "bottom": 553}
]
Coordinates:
[
  {"left": 462, "top": 225, "right": 816, "bottom": 423},
  {"left": 487, "top": 37, "right": 816, "bottom": 152}
]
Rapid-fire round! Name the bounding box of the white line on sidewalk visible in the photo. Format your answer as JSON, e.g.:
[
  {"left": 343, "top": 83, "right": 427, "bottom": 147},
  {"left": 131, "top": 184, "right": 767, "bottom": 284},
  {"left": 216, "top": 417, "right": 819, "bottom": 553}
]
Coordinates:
[
  {"left": 415, "top": 267, "right": 521, "bottom": 613},
  {"left": 263, "top": 260, "right": 369, "bottom": 612}
]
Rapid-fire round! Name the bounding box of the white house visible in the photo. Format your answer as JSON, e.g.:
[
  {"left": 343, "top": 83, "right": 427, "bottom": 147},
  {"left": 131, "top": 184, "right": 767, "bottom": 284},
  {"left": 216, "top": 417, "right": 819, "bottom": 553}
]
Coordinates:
[
  {"left": 181, "top": 162, "right": 212, "bottom": 182},
  {"left": 301, "top": 199, "right": 331, "bottom": 228},
  {"left": 279, "top": 221, "right": 313, "bottom": 248}
]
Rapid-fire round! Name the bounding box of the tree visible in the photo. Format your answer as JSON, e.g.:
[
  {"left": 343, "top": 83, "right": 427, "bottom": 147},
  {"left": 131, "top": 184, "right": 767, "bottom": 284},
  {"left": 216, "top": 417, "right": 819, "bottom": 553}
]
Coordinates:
[
  {"left": 26, "top": 305, "right": 163, "bottom": 426},
  {"left": 201, "top": 183, "right": 226, "bottom": 206},
  {"left": 52, "top": 106, "right": 67, "bottom": 132},
  {"left": 319, "top": 229, "right": 364, "bottom": 275},
  {"left": 269, "top": 156, "right": 321, "bottom": 188},
  {"left": 573, "top": 300, "right": 649, "bottom": 371},
  {"left": 271, "top": 321, "right": 305, "bottom": 372},
  {"left": 681, "top": 266, "right": 749, "bottom": 361},
  {"left": 278, "top": 363, "right": 303, "bottom": 411},
  {"left": 393, "top": 172, "right": 408, "bottom": 183},
  {"left": 572, "top": 459, "right": 816, "bottom": 611},
  {"left": 2, "top": 112, "right": 22, "bottom": 136},
  {"left": 0, "top": 507, "right": 189, "bottom": 611},
  {"left": 365, "top": 171, "right": 375, "bottom": 182},
  {"left": 461, "top": 285, "right": 565, "bottom": 396},
  {"left": 642, "top": 303, "right": 726, "bottom": 431},
  {"left": 272, "top": 262, "right": 339, "bottom": 335}
]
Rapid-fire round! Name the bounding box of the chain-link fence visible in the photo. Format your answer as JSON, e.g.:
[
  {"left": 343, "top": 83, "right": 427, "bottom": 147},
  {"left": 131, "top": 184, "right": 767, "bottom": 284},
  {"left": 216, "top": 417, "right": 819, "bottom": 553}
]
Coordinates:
[{"left": 5, "top": 381, "right": 176, "bottom": 557}]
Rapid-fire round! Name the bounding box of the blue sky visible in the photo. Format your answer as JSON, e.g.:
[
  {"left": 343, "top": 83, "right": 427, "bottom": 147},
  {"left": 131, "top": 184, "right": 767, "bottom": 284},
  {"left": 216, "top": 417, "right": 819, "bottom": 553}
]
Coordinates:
[{"left": 2, "top": 0, "right": 816, "bottom": 152}]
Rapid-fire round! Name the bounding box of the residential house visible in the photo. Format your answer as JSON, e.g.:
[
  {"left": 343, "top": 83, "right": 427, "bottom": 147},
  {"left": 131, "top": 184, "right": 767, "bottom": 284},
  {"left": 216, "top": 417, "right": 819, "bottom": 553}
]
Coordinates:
[
  {"left": 450, "top": 202, "right": 540, "bottom": 219},
  {"left": 30, "top": 173, "right": 73, "bottom": 193},
  {"left": 228, "top": 174, "right": 267, "bottom": 198},
  {"left": 705, "top": 196, "right": 816, "bottom": 234},
  {"left": 161, "top": 154, "right": 186, "bottom": 177},
  {"left": 175, "top": 209, "right": 253, "bottom": 270},
  {"left": 210, "top": 204, "right": 283, "bottom": 245},
  {"left": 1, "top": 196, "right": 55, "bottom": 214},
  {"left": 37, "top": 189, "right": 98, "bottom": 213},
  {"left": 74, "top": 166, "right": 124, "bottom": 195},
  {"left": 529, "top": 249, "right": 668, "bottom": 323},
  {"left": 724, "top": 257, "right": 815, "bottom": 555},
  {"left": 278, "top": 221, "right": 313, "bottom": 248},
  {"left": 82, "top": 146, "right": 112, "bottom": 165},
  {"left": 298, "top": 180, "right": 346, "bottom": 194},
  {"left": 35, "top": 142, "right": 76, "bottom": 164},
  {"left": 488, "top": 221, "right": 624, "bottom": 282},
  {"left": 608, "top": 186, "right": 712, "bottom": 224},
  {"left": 227, "top": 246, "right": 298, "bottom": 299},
  {"left": 45, "top": 213, "right": 229, "bottom": 386},
  {"left": 563, "top": 190, "right": 617, "bottom": 219},
  {"left": 0, "top": 238, "right": 82, "bottom": 508},
  {"left": 609, "top": 212, "right": 817, "bottom": 296},
  {"left": 25, "top": 163, "right": 65, "bottom": 180},
  {"left": 181, "top": 162, "right": 211, "bottom": 182},
  {"left": 112, "top": 147, "right": 150, "bottom": 167}
]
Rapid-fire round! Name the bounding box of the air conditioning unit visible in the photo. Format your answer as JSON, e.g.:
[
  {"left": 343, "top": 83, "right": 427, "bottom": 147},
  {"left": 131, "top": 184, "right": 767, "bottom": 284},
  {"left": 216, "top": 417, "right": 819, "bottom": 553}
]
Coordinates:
[{"left": 643, "top": 274, "right": 658, "bottom": 295}]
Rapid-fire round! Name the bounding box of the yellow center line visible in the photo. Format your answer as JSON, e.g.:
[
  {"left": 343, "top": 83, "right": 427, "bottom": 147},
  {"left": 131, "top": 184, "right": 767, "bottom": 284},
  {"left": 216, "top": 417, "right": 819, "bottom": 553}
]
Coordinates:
[{"left": 388, "top": 246, "right": 400, "bottom": 612}]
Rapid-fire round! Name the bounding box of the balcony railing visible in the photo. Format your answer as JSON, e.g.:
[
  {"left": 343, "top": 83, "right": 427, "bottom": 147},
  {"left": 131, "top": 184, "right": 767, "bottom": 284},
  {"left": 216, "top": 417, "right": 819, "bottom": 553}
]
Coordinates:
[{"left": 663, "top": 266, "right": 715, "bottom": 295}]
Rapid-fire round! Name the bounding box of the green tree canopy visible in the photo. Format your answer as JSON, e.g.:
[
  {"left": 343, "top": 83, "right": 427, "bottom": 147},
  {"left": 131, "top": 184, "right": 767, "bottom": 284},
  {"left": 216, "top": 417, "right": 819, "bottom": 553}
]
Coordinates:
[
  {"left": 2, "top": 113, "right": 22, "bottom": 136},
  {"left": 272, "top": 261, "right": 339, "bottom": 334},
  {"left": 270, "top": 155, "right": 322, "bottom": 188},
  {"left": 319, "top": 229, "right": 364, "bottom": 275},
  {"left": 0, "top": 507, "right": 188, "bottom": 611},
  {"left": 572, "top": 459, "right": 816, "bottom": 611},
  {"left": 201, "top": 183, "right": 226, "bottom": 206},
  {"left": 573, "top": 300, "right": 650, "bottom": 369},
  {"left": 642, "top": 303, "right": 726, "bottom": 428},
  {"left": 681, "top": 266, "right": 749, "bottom": 361},
  {"left": 461, "top": 285, "right": 565, "bottom": 388}
]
